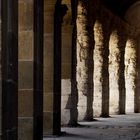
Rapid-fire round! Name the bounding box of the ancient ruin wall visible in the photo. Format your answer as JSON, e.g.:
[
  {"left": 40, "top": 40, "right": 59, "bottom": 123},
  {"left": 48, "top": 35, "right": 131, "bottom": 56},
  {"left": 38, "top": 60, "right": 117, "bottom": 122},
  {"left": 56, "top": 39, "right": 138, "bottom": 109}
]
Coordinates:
[
  {"left": 125, "top": 1, "right": 140, "bottom": 113},
  {"left": 91, "top": 4, "right": 140, "bottom": 117},
  {"left": 125, "top": 36, "right": 137, "bottom": 113},
  {"left": 75, "top": 0, "right": 140, "bottom": 121},
  {"left": 0, "top": 0, "right": 139, "bottom": 129},
  {"left": 93, "top": 20, "right": 104, "bottom": 116},
  {"left": 76, "top": 0, "right": 92, "bottom": 120}
]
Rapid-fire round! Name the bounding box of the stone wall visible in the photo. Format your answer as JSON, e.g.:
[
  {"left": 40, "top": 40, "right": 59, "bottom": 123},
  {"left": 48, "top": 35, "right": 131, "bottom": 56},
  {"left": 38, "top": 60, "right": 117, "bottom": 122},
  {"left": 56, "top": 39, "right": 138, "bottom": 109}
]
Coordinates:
[
  {"left": 77, "top": 1, "right": 140, "bottom": 119},
  {"left": 0, "top": 0, "right": 72, "bottom": 136},
  {"left": 61, "top": 0, "right": 73, "bottom": 125},
  {"left": 18, "top": 0, "right": 69, "bottom": 136},
  {"left": 76, "top": 0, "right": 93, "bottom": 121},
  {"left": 18, "top": 0, "right": 33, "bottom": 139},
  {"left": 18, "top": 0, "right": 57, "bottom": 137},
  {"left": 0, "top": 0, "right": 140, "bottom": 136},
  {"left": 0, "top": 20, "right": 1, "bottom": 139},
  {"left": 125, "top": 1, "right": 140, "bottom": 113},
  {"left": 94, "top": 7, "right": 139, "bottom": 116},
  {"left": 43, "top": 0, "right": 56, "bottom": 135}
]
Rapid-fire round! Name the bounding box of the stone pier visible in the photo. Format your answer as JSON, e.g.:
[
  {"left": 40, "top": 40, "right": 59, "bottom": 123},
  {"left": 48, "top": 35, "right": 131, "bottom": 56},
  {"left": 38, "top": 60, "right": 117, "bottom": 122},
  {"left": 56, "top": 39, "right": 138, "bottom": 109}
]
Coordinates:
[
  {"left": 109, "top": 22, "right": 126, "bottom": 115},
  {"left": 109, "top": 30, "right": 122, "bottom": 114},
  {"left": 76, "top": 0, "right": 93, "bottom": 121},
  {"left": 125, "top": 37, "right": 137, "bottom": 113},
  {"left": 18, "top": 0, "right": 33, "bottom": 139},
  {"left": 93, "top": 17, "right": 110, "bottom": 117},
  {"left": 93, "top": 20, "right": 104, "bottom": 117}
]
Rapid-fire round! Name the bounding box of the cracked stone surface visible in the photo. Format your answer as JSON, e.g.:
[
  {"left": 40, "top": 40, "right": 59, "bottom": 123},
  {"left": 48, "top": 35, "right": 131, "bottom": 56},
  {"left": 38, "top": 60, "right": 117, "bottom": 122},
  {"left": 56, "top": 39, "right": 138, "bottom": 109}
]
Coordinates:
[{"left": 44, "top": 114, "right": 140, "bottom": 140}]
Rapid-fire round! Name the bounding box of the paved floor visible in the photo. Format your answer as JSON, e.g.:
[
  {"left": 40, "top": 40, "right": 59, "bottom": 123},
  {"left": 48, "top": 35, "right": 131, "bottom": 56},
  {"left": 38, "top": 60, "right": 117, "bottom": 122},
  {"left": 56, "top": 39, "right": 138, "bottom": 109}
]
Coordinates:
[{"left": 44, "top": 113, "right": 140, "bottom": 140}]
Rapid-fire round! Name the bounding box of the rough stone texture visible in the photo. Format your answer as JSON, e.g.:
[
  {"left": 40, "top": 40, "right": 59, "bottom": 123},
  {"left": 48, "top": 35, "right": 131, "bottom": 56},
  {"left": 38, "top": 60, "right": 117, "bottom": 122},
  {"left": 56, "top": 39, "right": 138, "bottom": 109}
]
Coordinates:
[
  {"left": 136, "top": 38, "right": 140, "bottom": 113},
  {"left": 76, "top": 0, "right": 89, "bottom": 96},
  {"left": 76, "top": 1, "right": 88, "bottom": 120},
  {"left": 76, "top": 0, "right": 93, "bottom": 121},
  {"left": 125, "top": 1, "right": 140, "bottom": 113},
  {"left": 93, "top": 21, "right": 104, "bottom": 117},
  {"left": 109, "top": 30, "right": 122, "bottom": 114},
  {"left": 94, "top": 7, "right": 139, "bottom": 116},
  {"left": 69, "top": 13, "right": 79, "bottom": 125},
  {"left": 0, "top": 0, "right": 140, "bottom": 136},
  {"left": 92, "top": 7, "right": 126, "bottom": 117},
  {"left": 109, "top": 26, "right": 137, "bottom": 115},
  {"left": 61, "top": 0, "right": 140, "bottom": 122},
  {"left": 125, "top": 37, "right": 137, "bottom": 113},
  {"left": 93, "top": 17, "right": 110, "bottom": 117},
  {"left": 118, "top": 32, "right": 126, "bottom": 114},
  {"left": 125, "top": 1, "right": 140, "bottom": 29}
]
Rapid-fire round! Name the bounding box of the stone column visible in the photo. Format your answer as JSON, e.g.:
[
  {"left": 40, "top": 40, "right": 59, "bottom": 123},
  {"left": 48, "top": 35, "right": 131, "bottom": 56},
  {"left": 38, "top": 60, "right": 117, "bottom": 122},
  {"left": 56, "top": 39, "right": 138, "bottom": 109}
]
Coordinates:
[
  {"left": 68, "top": 0, "right": 78, "bottom": 126},
  {"left": 76, "top": 0, "right": 93, "bottom": 121},
  {"left": 18, "top": 0, "right": 34, "bottom": 139},
  {"left": 109, "top": 20, "right": 126, "bottom": 115},
  {"left": 60, "top": 0, "right": 74, "bottom": 126},
  {"left": 43, "top": 0, "right": 56, "bottom": 136},
  {"left": 93, "top": 21, "right": 104, "bottom": 117},
  {"left": 44, "top": 0, "right": 68, "bottom": 135},
  {"left": 0, "top": 20, "right": 1, "bottom": 139},
  {"left": 109, "top": 31, "right": 122, "bottom": 114},
  {"left": 119, "top": 35, "right": 126, "bottom": 114},
  {"left": 33, "top": 0, "right": 44, "bottom": 139},
  {"left": 1, "top": 0, "right": 18, "bottom": 139},
  {"left": 125, "top": 37, "right": 137, "bottom": 113},
  {"left": 102, "top": 27, "right": 110, "bottom": 117},
  {"left": 53, "top": 1, "right": 69, "bottom": 134},
  {"left": 135, "top": 36, "right": 140, "bottom": 113},
  {"left": 93, "top": 20, "right": 109, "bottom": 117},
  {"left": 124, "top": 1, "right": 140, "bottom": 113}
]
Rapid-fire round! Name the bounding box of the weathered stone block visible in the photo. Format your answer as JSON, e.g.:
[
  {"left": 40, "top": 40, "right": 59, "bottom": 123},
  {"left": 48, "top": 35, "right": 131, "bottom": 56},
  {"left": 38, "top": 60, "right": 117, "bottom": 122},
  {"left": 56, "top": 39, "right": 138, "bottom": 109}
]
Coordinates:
[
  {"left": 43, "top": 112, "right": 53, "bottom": 136},
  {"left": 61, "top": 63, "right": 71, "bottom": 79},
  {"left": 18, "top": 90, "right": 33, "bottom": 117},
  {"left": 44, "top": 79, "right": 53, "bottom": 93},
  {"left": 61, "top": 94, "right": 71, "bottom": 109},
  {"left": 18, "top": 117, "right": 33, "bottom": 140},
  {"left": 61, "top": 79, "right": 71, "bottom": 95},
  {"left": 19, "top": 1, "right": 33, "bottom": 31},
  {"left": 19, "top": 31, "right": 33, "bottom": 60},
  {"left": 62, "top": 47, "right": 72, "bottom": 63},
  {"left": 43, "top": 94, "right": 53, "bottom": 111},
  {"left": 18, "top": 61, "right": 33, "bottom": 89},
  {"left": 61, "top": 110, "right": 70, "bottom": 125}
]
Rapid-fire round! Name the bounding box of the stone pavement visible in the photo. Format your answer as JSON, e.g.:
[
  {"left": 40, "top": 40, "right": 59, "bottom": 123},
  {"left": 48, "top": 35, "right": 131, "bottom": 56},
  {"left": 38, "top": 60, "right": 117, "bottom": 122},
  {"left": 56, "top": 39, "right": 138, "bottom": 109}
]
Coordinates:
[{"left": 44, "top": 113, "right": 140, "bottom": 140}]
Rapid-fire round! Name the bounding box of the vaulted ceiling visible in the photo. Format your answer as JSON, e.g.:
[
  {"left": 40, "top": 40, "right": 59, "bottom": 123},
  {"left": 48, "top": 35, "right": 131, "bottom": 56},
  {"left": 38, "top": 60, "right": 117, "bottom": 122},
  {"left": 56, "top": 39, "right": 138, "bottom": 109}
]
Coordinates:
[{"left": 101, "top": 0, "right": 140, "bottom": 17}]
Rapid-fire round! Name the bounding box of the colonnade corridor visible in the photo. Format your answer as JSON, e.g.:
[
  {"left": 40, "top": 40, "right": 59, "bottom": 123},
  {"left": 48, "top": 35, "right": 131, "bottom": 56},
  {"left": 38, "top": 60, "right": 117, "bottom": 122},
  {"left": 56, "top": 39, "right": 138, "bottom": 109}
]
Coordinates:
[
  {"left": 44, "top": 114, "right": 140, "bottom": 140},
  {"left": 1, "top": 0, "right": 140, "bottom": 140}
]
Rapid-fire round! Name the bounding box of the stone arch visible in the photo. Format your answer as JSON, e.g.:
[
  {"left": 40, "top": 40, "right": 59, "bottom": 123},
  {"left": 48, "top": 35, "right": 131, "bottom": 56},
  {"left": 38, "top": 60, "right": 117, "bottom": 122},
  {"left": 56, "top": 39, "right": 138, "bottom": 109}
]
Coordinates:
[
  {"left": 125, "top": 1, "right": 140, "bottom": 113},
  {"left": 125, "top": 1, "right": 140, "bottom": 28}
]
